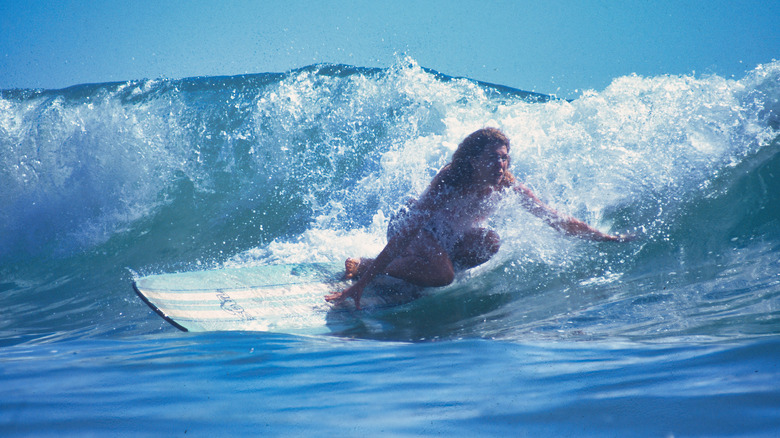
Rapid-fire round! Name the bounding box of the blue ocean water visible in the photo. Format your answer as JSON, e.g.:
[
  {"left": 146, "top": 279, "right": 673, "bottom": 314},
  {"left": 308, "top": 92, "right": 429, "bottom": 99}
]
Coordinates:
[{"left": 1, "top": 59, "right": 779, "bottom": 436}]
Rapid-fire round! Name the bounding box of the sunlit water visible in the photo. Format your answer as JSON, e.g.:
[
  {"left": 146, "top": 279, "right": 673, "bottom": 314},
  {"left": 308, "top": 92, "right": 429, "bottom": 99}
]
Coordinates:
[{"left": 2, "top": 59, "right": 779, "bottom": 436}]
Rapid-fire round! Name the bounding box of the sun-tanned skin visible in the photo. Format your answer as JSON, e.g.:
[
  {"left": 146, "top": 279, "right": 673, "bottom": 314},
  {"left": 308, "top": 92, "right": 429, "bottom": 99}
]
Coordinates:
[{"left": 325, "top": 128, "right": 631, "bottom": 309}]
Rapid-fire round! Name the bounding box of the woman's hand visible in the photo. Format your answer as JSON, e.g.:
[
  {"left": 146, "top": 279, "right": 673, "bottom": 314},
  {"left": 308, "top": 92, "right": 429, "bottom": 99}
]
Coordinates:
[{"left": 325, "top": 281, "right": 366, "bottom": 310}]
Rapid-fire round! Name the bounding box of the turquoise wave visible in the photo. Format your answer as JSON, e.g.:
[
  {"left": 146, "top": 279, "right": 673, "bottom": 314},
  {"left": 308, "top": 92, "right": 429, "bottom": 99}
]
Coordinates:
[{"left": 1, "top": 59, "right": 778, "bottom": 343}]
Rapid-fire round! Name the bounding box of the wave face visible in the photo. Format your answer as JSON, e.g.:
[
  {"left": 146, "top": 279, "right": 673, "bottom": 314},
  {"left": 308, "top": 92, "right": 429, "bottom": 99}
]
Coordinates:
[{"left": 1, "top": 59, "right": 779, "bottom": 343}]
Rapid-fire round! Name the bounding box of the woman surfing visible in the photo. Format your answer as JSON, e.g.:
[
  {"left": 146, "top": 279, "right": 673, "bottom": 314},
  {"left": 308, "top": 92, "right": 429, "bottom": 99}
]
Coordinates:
[{"left": 326, "top": 128, "right": 632, "bottom": 309}]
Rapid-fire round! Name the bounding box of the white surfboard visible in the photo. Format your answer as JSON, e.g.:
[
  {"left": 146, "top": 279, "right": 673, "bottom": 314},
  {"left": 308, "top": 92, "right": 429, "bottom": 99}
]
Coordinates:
[{"left": 132, "top": 262, "right": 421, "bottom": 334}]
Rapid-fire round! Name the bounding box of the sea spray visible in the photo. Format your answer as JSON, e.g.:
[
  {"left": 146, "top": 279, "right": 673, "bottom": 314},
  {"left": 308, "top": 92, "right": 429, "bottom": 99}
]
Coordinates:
[{"left": 1, "top": 58, "right": 778, "bottom": 342}]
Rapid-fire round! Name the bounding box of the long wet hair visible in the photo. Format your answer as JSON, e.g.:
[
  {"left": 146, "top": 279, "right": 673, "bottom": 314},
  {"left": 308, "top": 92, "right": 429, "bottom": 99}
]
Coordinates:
[{"left": 439, "top": 127, "right": 515, "bottom": 189}]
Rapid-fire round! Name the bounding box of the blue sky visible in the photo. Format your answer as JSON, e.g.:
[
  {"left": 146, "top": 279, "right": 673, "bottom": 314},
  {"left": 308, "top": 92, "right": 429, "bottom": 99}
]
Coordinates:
[{"left": 1, "top": 0, "right": 778, "bottom": 97}]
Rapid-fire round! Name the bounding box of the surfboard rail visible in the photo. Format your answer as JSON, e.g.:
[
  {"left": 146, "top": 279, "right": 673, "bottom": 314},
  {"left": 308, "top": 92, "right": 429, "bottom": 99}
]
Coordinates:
[{"left": 132, "top": 262, "right": 421, "bottom": 333}]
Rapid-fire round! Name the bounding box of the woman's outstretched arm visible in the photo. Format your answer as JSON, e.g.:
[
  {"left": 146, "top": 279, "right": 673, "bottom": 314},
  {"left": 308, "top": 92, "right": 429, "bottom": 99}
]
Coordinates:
[{"left": 513, "top": 183, "right": 631, "bottom": 242}]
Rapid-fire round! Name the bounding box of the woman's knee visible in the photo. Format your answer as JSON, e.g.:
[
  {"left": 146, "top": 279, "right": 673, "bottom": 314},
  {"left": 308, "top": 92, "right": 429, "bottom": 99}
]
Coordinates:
[
  {"left": 481, "top": 229, "right": 500, "bottom": 254},
  {"left": 453, "top": 228, "right": 501, "bottom": 269},
  {"left": 426, "top": 262, "right": 455, "bottom": 287}
]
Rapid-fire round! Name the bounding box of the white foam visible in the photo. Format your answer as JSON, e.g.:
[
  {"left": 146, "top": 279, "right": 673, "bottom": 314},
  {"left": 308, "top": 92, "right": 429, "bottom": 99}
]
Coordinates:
[{"left": 248, "top": 60, "right": 779, "bottom": 272}]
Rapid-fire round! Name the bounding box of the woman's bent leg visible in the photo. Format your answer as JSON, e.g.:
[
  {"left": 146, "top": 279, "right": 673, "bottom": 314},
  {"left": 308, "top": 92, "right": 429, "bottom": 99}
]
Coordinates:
[
  {"left": 383, "top": 229, "right": 455, "bottom": 287},
  {"left": 344, "top": 257, "right": 373, "bottom": 280},
  {"left": 451, "top": 228, "right": 500, "bottom": 270}
]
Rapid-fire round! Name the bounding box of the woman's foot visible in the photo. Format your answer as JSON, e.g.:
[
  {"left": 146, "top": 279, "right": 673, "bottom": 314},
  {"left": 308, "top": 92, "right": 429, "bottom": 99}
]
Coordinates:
[{"left": 344, "top": 257, "right": 371, "bottom": 280}]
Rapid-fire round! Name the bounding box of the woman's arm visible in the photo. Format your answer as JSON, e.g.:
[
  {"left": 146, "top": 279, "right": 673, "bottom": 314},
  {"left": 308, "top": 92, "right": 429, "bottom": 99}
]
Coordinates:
[
  {"left": 514, "top": 182, "right": 630, "bottom": 242},
  {"left": 326, "top": 170, "right": 456, "bottom": 308},
  {"left": 325, "top": 221, "right": 420, "bottom": 309},
  {"left": 326, "top": 191, "right": 440, "bottom": 309}
]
